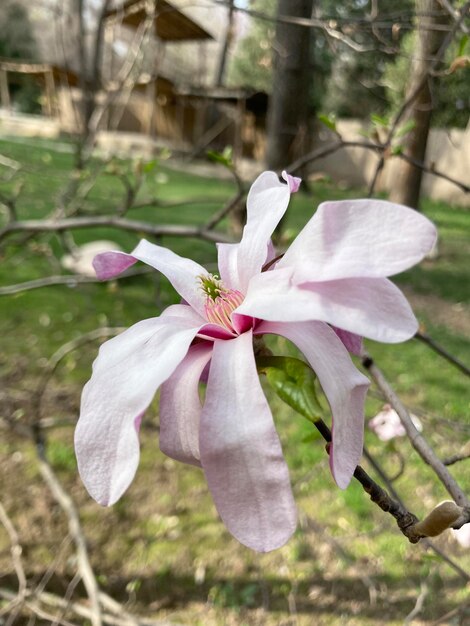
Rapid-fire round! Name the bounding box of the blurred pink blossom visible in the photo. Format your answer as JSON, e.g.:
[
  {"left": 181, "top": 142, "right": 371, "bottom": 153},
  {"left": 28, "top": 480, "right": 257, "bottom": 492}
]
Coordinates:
[{"left": 369, "top": 404, "right": 423, "bottom": 441}]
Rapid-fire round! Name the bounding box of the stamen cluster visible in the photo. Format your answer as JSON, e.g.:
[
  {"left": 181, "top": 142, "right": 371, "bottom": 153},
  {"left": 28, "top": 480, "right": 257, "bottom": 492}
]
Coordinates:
[{"left": 199, "top": 274, "right": 244, "bottom": 333}]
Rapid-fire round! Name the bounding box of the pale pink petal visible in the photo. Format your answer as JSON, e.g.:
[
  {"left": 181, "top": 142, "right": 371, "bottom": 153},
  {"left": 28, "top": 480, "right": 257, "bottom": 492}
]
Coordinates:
[
  {"left": 198, "top": 323, "right": 236, "bottom": 340},
  {"left": 369, "top": 405, "right": 406, "bottom": 441},
  {"left": 217, "top": 243, "right": 240, "bottom": 290},
  {"left": 159, "top": 343, "right": 213, "bottom": 467},
  {"left": 369, "top": 405, "right": 422, "bottom": 441},
  {"left": 257, "top": 320, "right": 370, "bottom": 489},
  {"left": 94, "top": 239, "right": 208, "bottom": 315},
  {"left": 218, "top": 237, "right": 279, "bottom": 291},
  {"left": 161, "top": 303, "right": 205, "bottom": 325},
  {"left": 265, "top": 239, "right": 277, "bottom": 266},
  {"left": 93, "top": 251, "right": 137, "bottom": 279},
  {"left": 238, "top": 269, "right": 418, "bottom": 343},
  {"left": 217, "top": 172, "right": 292, "bottom": 292},
  {"left": 75, "top": 316, "right": 202, "bottom": 506},
  {"left": 332, "top": 327, "right": 363, "bottom": 356},
  {"left": 281, "top": 170, "right": 301, "bottom": 193},
  {"left": 199, "top": 330, "right": 297, "bottom": 552},
  {"left": 278, "top": 199, "right": 437, "bottom": 281}
]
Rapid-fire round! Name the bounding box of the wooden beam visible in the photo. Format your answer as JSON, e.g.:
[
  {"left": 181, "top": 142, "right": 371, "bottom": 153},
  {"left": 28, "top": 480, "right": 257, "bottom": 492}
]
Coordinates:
[
  {"left": 0, "top": 69, "right": 11, "bottom": 110},
  {"left": 144, "top": 79, "right": 157, "bottom": 136},
  {"left": 44, "top": 70, "right": 56, "bottom": 117}
]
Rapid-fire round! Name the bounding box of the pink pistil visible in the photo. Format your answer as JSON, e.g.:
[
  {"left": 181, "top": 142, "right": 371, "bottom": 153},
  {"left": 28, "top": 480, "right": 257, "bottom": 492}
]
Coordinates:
[{"left": 205, "top": 290, "right": 244, "bottom": 333}]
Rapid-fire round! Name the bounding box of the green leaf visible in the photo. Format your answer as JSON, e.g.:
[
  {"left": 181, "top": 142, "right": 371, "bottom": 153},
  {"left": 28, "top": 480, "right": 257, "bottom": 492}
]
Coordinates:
[
  {"left": 257, "top": 356, "right": 324, "bottom": 422},
  {"left": 370, "top": 113, "right": 389, "bottom": 128},
  {"left": 317, "top": 113, "right": 337, "bottom": 132},
  {"left": 458, "top": 34, "right": 469, "bottom": 58},
  {"left": 142, "top": 159, "right": 158, "bottom": 174},
  {"left": 395, "top": 119, "right": 416, "bottom": 138},
  {"left": 206, "top": 146, "right": 233, "bottom": 169},
  {"left": 391, "top": 144, "right": 404, "bottom": 156}
]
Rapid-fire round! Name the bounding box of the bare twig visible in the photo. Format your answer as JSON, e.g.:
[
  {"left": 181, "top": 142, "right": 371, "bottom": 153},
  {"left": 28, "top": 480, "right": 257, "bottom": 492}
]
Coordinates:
[
  {"left": 287, "top": 138, "right": 470, "bottom": 194},
  {"left": 0, "top": 587, "right": 179, "bottom": 626},
  {"left": 0, "top": 588, "right": 78, "bottom": 626},
  {"left": 37, "top": 454, "right": 103, "bottom": 626},
  {"left": 362, "top": 446, "right": 402, "bottom": 501},
  {"left": 415, "top": 331, "right": 470, "bottom": 378},
  {"left": 35, "top": 327, "right": 125, "bottom": 420},
  {"left": 204, "top": 168, "right": 245, "bottom": 230},
  {"left": 0, "top": 502, "right": 27, "bottom": 620},
  {"left": 359, "top": 448, "right": 469, "bottom": 581},
  {"left": 442, "top": 449, "right": 470, "bottom": 467},
  {"left": 388, "top": 1, "right": 470, "bottom": 137},
  {"left": 0, "top": 267, "right": 153, "bottom": 296},
  {"left": 362, "top": 353, "right": 470, "bottom": 509},
  {"left": 404, "top": 580, "right": 429, "bottom": 624},
  {"left": 0, "top": 216, "right": 234, "bottom": 244},
  {"left": 437, "top": 0, "right": 470, "bottom": 34}
]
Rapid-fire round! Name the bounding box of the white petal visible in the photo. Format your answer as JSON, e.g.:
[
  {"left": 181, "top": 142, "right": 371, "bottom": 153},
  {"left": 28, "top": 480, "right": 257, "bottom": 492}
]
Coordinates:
[
  {"left": 257, "top": 321, "right": 369, "bottom": 489},
  {"left": 75, "top": 316, "right": 202, "bottom": 506},
  {"left": 238, "top": 269, "right": 418, "bottom": 343},
  {"left": 94, "top": 239, "right": 208, "bottom": 315},
  {"left": 216, "top": 172, "right": 292, "bottom": 292},
  {"left": 279, "top": 199, "right": 437, "bottom": 281},
  {"left": 200, "top": 330, "right": 297, "bottom": 551},
  {"left": 159, "top": 342, "right": 213, "bottom": 467}
]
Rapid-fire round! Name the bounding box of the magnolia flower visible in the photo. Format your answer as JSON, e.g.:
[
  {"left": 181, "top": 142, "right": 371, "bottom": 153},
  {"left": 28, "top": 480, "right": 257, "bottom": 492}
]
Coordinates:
[
  {"left": 368, "top": 404, "right": 423, "bottom": 442},
  {"left": 75, "top": 171, "right": 436, "bottom": 552}
]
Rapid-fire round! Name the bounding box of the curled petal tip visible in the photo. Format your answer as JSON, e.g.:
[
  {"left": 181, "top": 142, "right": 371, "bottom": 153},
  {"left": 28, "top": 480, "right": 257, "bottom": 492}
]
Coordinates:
[
  {"left": 92, "top": 251, "right": 136, "bottom": 280},
  {"left": 282, "top": 171, "right": 301, "bottom": 193}
]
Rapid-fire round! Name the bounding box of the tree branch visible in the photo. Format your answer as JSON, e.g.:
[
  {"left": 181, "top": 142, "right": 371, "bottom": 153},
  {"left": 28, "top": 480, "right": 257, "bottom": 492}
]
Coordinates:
[
  {"left": 361, "top": 353, "right": 470, "bottom": 509},
  {"left": 0, "top": 216, "right": 233, "bottom": 244},
  {"left": 415, "top": 330, "right": 470, "bottom": 377}
]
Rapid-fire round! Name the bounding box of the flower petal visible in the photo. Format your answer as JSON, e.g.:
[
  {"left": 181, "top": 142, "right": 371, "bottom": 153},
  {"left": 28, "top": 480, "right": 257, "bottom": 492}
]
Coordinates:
[
  {"left": 94, "top": 239, "right": 208, "bottom": 315},
  {"left": 93, "top": 250, "right": 136, "bottom": 280},
  {"left": 281, "top": 170, "right": 301, "bottom": 193},
  {"left": 199, "top": 330, "right": 297, "bottom": 552},
  {"left": 278, "top": 199, "right": 437, "bottom": 281},
  {"left": 332, "top": 327, "right": 363, "bottom": 356},
  {"left": 159, "top": 343, "right": 213, "bottom": 467},
  {"left": 217, "top": 172, "right": 293, "bottom": 292},
  {"left": 238, "top": 269, "right": 418, "bottom": 343},
  {"left": 217, "top": 242, "right": 240, "bottom": 290},
  {"left": 75, "top": 315, "right": 202, "bottom": 506},
  {"left": 257, "top": 321, "right": 370, "bottom": 489}
]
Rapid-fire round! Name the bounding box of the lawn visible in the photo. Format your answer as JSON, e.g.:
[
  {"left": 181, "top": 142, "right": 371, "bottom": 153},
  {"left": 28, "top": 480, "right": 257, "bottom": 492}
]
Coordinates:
[{"left": 0, "top": 136, "right": 469, "bottom": 625}]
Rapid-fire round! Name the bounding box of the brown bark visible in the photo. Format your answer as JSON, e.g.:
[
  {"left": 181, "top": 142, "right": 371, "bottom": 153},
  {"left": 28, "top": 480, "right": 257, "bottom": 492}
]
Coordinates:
[
  {"left": 389, "top": 0, "right": 448, "bottom": 208},
  {"left": 265, "top": 0, "right": 314, "bottom": 172},
  {"left": 214, "top": 0, "right": 235, "bottom": 87}
]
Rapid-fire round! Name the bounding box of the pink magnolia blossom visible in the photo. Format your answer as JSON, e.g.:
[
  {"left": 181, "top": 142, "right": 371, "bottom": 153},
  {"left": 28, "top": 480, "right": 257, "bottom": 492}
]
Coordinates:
[
  {"left": 74, "top": 171, "right": 436, "bottom": 552},
  {"left": 368, "top": 404, "right": 423, "bottom": 441}
]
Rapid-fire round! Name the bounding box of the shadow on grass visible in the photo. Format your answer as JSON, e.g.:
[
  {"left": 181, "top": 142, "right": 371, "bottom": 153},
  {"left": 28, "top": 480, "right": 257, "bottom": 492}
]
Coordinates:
[{"left": 3, "top": 569, "right": 466, "bottom": 623}]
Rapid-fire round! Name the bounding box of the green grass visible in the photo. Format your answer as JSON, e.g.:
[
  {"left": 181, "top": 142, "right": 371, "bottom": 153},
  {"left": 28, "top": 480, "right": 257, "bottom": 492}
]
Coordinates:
[{"left": 0, "top": 136, "right": 469, "bottom": 625}]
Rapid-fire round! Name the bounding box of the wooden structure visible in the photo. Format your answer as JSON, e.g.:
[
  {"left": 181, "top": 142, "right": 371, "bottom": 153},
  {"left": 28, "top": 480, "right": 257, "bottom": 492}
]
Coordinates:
[
  {"left": 104, "top": 0, "right": 212, "bottom": 41},
  {"left": 0, "top": 58, "right": 79, "bottom": 117},
  {"left": 175, "top": 87, "right": 269, "bottom": 161},
  {"left": 103, "top": 0, "right": 213, "bottom": 142}
]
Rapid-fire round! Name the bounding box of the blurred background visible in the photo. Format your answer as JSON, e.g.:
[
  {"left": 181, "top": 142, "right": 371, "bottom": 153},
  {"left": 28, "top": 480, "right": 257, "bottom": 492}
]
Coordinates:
[{"left": 0, "top": 1, "right": 469, "bottom": 624}]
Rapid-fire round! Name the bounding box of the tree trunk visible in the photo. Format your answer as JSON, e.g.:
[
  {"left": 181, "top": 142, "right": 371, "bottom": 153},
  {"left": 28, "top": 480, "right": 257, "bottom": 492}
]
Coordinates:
[
  {"left": 265, "top": 0, "right": 314, "bottom": 172},
  {"left": 389, "top": 0, "right": 448, "bottom": 208},
  {"left": 214, "top": 0, "right": 235, "bottom": 87}
]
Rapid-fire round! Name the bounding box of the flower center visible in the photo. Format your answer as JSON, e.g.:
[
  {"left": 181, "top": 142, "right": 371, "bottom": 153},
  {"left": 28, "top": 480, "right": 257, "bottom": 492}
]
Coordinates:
[{"left": 198, "top": 274, "right": 244, "bottom": 333}]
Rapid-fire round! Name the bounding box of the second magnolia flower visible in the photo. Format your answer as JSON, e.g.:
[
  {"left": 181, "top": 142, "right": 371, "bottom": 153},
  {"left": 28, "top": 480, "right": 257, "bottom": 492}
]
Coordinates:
[{"left": 75, "top": 171, "right": 437, "bottom": 552}]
